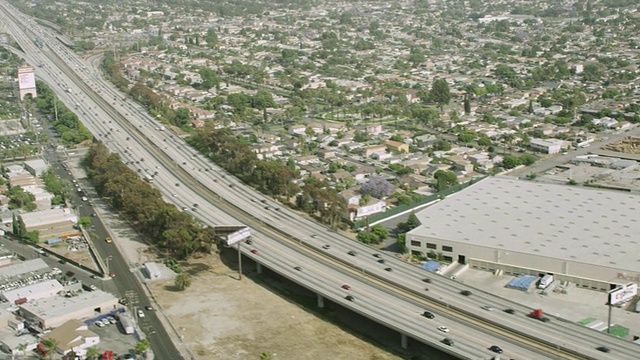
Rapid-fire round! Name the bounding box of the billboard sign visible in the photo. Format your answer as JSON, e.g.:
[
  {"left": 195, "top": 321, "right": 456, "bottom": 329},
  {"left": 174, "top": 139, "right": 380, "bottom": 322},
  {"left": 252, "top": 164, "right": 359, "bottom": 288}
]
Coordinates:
[
  {"left": 356, "top": 201, "right": 385, "bottom": 218},
  {"left": 227, "top": 227, "right": 251, "bottom": 245},
  {"left": 18, "top": 71, "right": 35, "bottom": 89},
  {"left": 608, "top": 283, "right": 638, "bottom": 305}
]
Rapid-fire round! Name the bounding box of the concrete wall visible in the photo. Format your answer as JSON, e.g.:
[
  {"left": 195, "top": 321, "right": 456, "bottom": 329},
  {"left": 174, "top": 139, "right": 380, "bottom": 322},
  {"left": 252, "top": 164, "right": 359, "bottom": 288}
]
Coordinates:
[{"left": 407, "top": 235, "right": 637, "bottom": 292}]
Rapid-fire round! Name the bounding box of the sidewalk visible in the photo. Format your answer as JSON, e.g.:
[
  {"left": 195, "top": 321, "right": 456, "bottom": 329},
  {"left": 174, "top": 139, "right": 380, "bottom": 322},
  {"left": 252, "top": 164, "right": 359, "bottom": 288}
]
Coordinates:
[{"left": 69, "top": 161, "right": 195, "bottom": 359}]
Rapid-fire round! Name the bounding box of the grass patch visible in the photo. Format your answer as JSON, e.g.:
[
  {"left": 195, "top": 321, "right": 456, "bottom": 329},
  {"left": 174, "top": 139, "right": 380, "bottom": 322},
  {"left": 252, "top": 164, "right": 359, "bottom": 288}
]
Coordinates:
[
  {"left": 577, "top": 317, "right": 596, "bottom": 325},
  {"left": 607, "top": 324, "right": 629, "bottom": 338}
]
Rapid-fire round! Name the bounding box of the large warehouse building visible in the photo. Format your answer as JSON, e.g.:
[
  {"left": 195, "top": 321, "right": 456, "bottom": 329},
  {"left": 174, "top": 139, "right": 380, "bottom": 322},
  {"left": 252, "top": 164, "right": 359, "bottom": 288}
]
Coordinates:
[{"left": 406, "top": 176, "right": 639, "bottom": 292}]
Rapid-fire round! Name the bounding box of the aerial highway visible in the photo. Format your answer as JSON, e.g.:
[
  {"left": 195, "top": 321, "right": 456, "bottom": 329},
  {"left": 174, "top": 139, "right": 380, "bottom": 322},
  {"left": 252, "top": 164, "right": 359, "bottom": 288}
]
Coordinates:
[{"left": 2, "top": 2, "right": 639, "bottom": 359}]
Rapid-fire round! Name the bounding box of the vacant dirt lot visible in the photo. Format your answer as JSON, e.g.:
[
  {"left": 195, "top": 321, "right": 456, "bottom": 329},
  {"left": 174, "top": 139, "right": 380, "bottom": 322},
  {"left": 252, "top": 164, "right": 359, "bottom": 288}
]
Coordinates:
[{"left": 149, "top": 252, "right": 400, "bottom": 360}]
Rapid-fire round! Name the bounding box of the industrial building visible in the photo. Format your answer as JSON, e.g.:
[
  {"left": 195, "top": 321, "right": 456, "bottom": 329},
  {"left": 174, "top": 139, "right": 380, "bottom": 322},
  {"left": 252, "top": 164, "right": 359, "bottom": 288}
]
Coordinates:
[
  {"left": 19, "top": 290, "right": 118, "bottom": 329},
  {"left": 23, "top": 159, "right": 48, "bottom": 177},
  {"left": 1, "top": 279, "right": 64, "bottom": 304},
  {"left": 0, "top": 259, "right": 49, "bottom": 285},
  {"left": 406, "top": 176, "right": 640, "bottom": 291},
  {"left": 19, "top": 208, "right": 77, "bottom": 240}
]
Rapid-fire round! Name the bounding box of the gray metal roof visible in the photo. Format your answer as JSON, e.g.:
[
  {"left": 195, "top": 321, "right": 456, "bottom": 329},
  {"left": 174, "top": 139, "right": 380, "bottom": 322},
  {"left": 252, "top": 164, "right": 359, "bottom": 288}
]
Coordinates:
[{"left": 409, "top": 176, "right": 640, "bottom": 272}]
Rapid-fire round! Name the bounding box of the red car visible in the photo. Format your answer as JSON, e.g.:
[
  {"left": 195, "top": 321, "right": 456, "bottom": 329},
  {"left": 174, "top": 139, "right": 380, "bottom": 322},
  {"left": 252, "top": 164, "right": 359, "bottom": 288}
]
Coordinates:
[
  {"left": 341, "top": 284, "right": 351, "bottom": 290},
  {"left": 109, "top": 271, "right": 115, "bottom": 278},
  {"left": 250, "top": 249, "right": 258, "bottom": 254}
]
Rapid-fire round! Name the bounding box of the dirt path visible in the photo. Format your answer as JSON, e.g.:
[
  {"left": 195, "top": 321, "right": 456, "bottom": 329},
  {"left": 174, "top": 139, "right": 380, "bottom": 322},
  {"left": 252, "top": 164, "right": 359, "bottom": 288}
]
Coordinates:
[{"left": 149, "top": 253, "right": 400, "bottom": 360}]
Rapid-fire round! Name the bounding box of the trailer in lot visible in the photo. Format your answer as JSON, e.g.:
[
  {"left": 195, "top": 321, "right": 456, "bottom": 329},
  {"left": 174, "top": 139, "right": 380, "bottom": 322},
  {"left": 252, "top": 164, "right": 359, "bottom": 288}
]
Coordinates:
[{"left": 119, "top": 313, "right": 135, "bottom": 334}]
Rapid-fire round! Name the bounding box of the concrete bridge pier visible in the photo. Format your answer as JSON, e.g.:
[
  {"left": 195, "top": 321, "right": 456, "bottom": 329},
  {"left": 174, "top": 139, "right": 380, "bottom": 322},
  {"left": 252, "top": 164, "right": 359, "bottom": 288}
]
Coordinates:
[
  {"left": 317, "top": 294, "right": 325, "bottom": 308},
  {"left": 401, "top": 333, "right": 408, "bottom": 349},
  {"left": 256, "top": 263, "right": 263, "bottom": 274}
]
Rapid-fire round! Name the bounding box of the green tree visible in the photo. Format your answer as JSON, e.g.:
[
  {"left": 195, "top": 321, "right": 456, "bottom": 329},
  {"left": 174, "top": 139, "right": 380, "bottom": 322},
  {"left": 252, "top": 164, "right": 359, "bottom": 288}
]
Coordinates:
[
  {"left": 260, "top": 352, "right": 273, "bottom": 360},
  {"left": 174, "top": 272, "right": 192, "bottom": 290},
  {"left": 25, "top": 230, "right": 40, "bottom": 244},
  {"left": 85, "top": 346, "right": 101, "bottom": 360},
  {"left": 41, "top": 337, "right": 59, "bottom": 360},
  {"left": 134, "top": 339, "right": 151, "bottom": 356},
  {"left": 502, "top": 155, "right": 522, "bottom": 169},
  {"left": 78, "top": 217, "right": 92, "bottom": 228},
  {"left": 430, "top": 78, "right": 451, "bottom": 111},
  {"left": 434, "top": 170, "right": 458, "bottom": 191},
  {"left": 370, "top": 224, "right": 389, "bottom": 242}
]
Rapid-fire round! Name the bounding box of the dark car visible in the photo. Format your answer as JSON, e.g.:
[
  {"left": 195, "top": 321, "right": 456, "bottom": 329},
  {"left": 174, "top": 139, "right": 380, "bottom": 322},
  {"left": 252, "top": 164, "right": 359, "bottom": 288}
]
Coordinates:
[
  {"left": 504, "top": 309, "right": 515, "bottom": 314},
  {"left": 294, "top": 266, "right": 302, "bottom": 271},
  {"left": 65, "top": 271, "right": 75, "bottom": 277},
  {"left": 442, "top": 338, "right": 455, "bottom": 346},
  {"left": 421, "top": 311, "right": 435, "bottom": 319},
  {"left": 58, "top": 259, "right": 66, "bottom": 264},
  {"left": 460, "top": 290, "right": 472, "bottom": 296},
  {"left": 345, "top": 295, "right": 355, "bottom": 302},
  {"left": 347, "top": 250, "right": 356, "bottom": 256},
  {"left": 596, "top": 346, "right": 610, "bottom": 353},
  {"left": 384, "top": 267, "right": 392, "bottom": 272},
  {"left": 372, "top": 253, "right": 381, "bottom": 258},
  {"left": 422, "top": 278, "right": 432, "bottom": 283},
  {"left": 489, "top": 345, "right": 503, "bottom": 354}
]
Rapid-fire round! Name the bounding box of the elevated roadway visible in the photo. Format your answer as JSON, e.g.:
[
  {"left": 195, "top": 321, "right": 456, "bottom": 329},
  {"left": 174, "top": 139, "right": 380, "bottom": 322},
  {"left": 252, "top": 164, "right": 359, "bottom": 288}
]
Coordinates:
[{"left": 1, "top": 3, "right": 639, "bottom": 360}]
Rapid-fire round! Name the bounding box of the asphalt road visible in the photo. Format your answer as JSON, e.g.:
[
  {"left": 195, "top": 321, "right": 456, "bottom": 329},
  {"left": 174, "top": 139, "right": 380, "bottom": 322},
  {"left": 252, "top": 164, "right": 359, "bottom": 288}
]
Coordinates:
[{"left": 2, "top": 2, "right": 639, "bottom": 359}]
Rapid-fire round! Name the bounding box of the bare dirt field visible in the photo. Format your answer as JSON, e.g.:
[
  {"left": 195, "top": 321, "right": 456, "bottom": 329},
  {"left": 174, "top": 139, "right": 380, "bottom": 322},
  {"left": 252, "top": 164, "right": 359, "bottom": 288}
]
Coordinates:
[{"left": 148, "top": 250, "right": 403, "bottom": 360}]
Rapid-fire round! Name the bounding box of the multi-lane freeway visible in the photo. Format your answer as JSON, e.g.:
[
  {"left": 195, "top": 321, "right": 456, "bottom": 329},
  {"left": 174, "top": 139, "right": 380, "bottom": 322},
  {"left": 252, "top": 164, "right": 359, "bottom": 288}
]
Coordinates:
[{"left": 2, "top": 2, "right": 640, "bottom": 360}]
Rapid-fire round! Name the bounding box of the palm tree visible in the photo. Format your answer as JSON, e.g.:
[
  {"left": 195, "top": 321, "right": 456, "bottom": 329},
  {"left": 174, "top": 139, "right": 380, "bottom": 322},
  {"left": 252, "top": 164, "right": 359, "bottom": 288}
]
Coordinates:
[
  {"left": 85, "top": 346, "right": 101, "bottom": 360},
  {"left": 174, "top": 272, "right": 192, "bottom": 291},
  {"left": 17, "top": 343, "right": 27, "bottom": 359},
  {"left": 41, "top": 338, "right": 59, "bottom": 360}
]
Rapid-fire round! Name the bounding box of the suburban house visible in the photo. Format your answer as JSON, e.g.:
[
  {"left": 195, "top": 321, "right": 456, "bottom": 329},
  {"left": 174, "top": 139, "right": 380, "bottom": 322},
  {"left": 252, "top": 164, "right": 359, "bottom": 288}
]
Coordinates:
[
  {"left": 363, "top": 144, "right": 387, "bottom": 158},
  {"left": 386, "top": 140, "right": 409, "bottom": 154}
]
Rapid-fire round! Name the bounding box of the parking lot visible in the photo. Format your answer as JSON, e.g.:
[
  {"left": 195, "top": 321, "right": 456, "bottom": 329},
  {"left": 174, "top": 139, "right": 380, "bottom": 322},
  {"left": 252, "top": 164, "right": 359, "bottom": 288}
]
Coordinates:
[
  {"left": 457, "top": 269, "right": 640, "bottom": 341},
  {"left": 86, "top": 310, "right": 140, "bottom": 358}
]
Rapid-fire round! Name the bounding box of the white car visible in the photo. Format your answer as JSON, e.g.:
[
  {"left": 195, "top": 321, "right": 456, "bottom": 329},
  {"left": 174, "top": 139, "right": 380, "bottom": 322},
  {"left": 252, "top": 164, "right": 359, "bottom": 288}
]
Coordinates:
[
  {"left": 94, "top": 321, "right": 104, "bottom": 327},
  {"left": 437, "top": 326, "right": 450, "bottom": 333},
  {"left": 137, "top": 309, "right": 145, "bottom": 318}
]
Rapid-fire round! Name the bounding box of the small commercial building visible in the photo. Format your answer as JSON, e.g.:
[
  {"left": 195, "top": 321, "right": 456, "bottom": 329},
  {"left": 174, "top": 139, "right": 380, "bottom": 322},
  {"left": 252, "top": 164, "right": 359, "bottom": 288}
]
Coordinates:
[
  {"left": 19, "top": 208, "right": 77, "bottom": 240},
  {"left": 529, "top": 138, "right": 564, "bottom": 154},
  {"left": 19, "top": 290, "right": 118, "bottom": 329},
  {"left": 1, "top": 279, "right": 64, "bottom": 304},
  {"left": 23, "top": 159, "right": 48, "bottom": 177},
  {"left": 407, "top": 176, "right": 640, "bottom": 291},
  {"left": 0, "top": 259, "right": 49, "bottom": 286},
  {"left": 40, "top": 319, "right": 100, "bottom": 357}
]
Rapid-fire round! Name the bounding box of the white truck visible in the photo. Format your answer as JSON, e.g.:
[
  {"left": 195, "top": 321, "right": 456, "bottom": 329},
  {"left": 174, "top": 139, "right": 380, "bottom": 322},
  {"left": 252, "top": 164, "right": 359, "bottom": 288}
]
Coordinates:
[
  {"left": 538, "top": 274, "right": 554, "bottom": 289},
  {"left": 157, "top": 125, "right": 165, "bottom": 131},
  {"left": 119, "top": 314, "right": 135, "bottom": 334}
]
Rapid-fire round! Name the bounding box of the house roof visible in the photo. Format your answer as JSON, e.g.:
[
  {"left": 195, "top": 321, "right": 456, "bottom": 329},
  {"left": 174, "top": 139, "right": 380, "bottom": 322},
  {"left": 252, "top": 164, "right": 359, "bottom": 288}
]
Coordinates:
[{"left": 41, "top": 319, "right": 96, "bottom": 352}]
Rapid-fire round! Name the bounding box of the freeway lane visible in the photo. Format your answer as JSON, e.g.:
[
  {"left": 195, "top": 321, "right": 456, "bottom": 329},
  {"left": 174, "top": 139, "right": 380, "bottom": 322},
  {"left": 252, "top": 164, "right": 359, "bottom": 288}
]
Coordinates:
[
  {"left": 2, "top": 3, "right": 639, "bottom": 359},
  {"left": 0, "top": 7, "right": 185, "bottom": 360}
]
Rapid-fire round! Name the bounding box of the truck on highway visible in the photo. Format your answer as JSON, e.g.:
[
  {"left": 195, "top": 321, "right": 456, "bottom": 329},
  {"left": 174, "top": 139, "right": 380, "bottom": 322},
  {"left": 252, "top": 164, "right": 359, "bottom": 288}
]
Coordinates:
[
  {"left": 528, "top": 308, "right": 550, "bottom": 322},
  {"left": 66, "top": 88, "right": 72, "bottom": 93},
  {"left": 538, "top": 274, "right": 554, "bottom": 289}
]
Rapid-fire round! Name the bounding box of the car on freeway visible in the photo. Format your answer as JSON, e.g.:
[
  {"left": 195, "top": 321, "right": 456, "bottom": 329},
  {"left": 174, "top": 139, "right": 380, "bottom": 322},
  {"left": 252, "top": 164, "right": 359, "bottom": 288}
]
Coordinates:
[
  {"left": 442, "top": 338, "right": 455, "bottom": 346},
  {"left": 145, "top": 305, "right": 153, "bottom": 311},
  {"left": 250, "top": 249, "right": 258, "bottom": 255},
  {"left": 377, "top": 259, "right": 385, "bottom": 264},
  {"left": 504, "top": 309, "right": 515, "bottom": 314},
  {"left": 245, "top": 239, "right": 253, "bottom": 245},
  {"left": 137, "top": 310, "right": 145, "bottom": 318},
  {"left": 596, "top": 346, "right": 610, "bottom": 353},
  {"left": 481, "top": 305, "right": 494, "bottom": 311},
  {"left": 437, "top": 326, "right": 449, "bottom": 333},
  {"left": 422, "top": 278, "right": 432, "bottom": 283},
  {"left": 460, "top": 290, "right": 472, "bottom": 296},
  {"left": 294, "top": 266, "right": 302, "bottom": 271},
  {"left": 341, "top": 284, "right": 351, "bottom": 290},
  {"left": 347, "top": 250, "right": 356, "bottom": 256},
  {"left": 384, "top": 267, "right": 392, "bottom": 272},
  {"left": 322, "top": 244, "right": 330, "bottom": 250},
  {"left": 345, "top": 295, "right": 355, "bottom": 302},
  {"left": 373, "top": 253, "right": 381, "bottom": 258},
  {"left": 105, "top": 237, "right": 112, "bottom": 243},
  {"left": 421, "top": 311, "right": 435, "bottom": 319},
  {"left": 489, "top": 345, "right": 503, "bottom": 354}
]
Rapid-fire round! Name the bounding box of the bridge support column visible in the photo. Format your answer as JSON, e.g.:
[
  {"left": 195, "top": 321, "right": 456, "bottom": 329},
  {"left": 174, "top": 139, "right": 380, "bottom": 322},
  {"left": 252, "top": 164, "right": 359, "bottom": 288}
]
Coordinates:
[
  {"left": 256, "top": 263, "right": 263, "bottom": 274},
  {"left": 317, "top": 294, "right": 324, "bottom": 308},
  {"left": 400, "top": 333, "right": 408, "bottom": 349}
]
